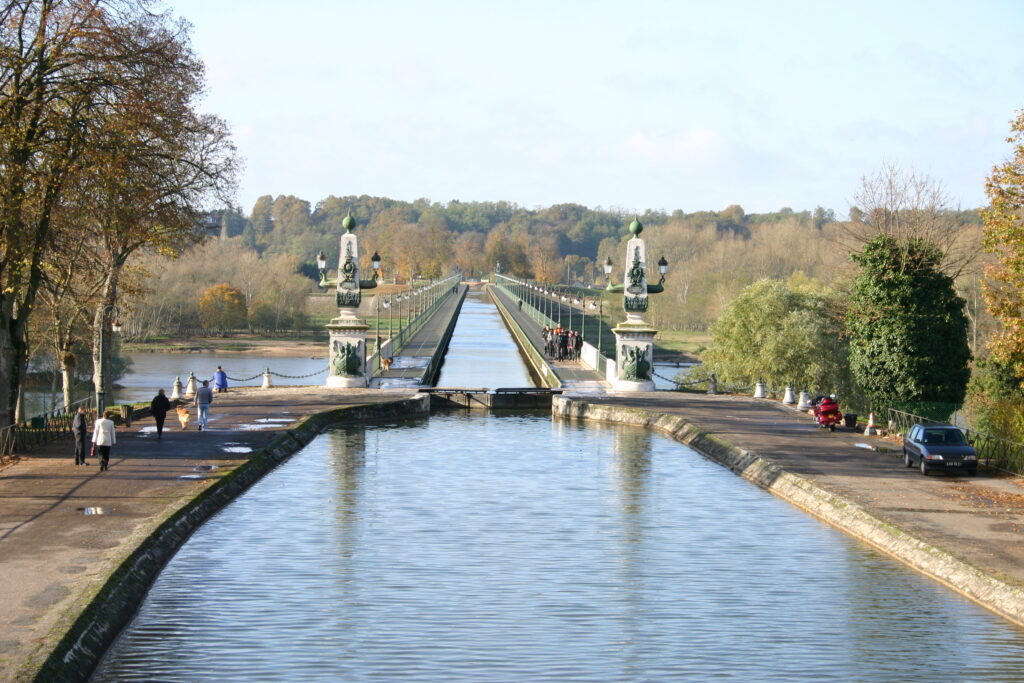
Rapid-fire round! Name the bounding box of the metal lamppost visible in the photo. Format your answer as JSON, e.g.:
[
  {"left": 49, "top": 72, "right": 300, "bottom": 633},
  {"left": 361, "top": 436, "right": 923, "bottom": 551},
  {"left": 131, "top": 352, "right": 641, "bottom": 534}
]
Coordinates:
[
  {"left": 316, "top": 251, "right": 327, "bottom": 286},
  {"left": 599, "top": 256, "right": 613, "bottom": 355},
  {"left": 375, "top": 296, "right": 381, "bottom": 370},
  {"left": 577, "top": 295, "right": 584, "bottom": 341},
  {"left": 96, "top": 311, "right": 122, "bottom": 414}
]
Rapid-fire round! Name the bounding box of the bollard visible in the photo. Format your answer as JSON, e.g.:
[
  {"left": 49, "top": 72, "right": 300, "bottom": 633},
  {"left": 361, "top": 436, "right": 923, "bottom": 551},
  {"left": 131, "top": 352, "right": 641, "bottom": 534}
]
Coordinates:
[
  {"left": 782, "top": 385, "right": 796, "bottom": 404},
  {"left": 261, "top": 368, "right": 272, "bottom": 389},
  {"left": 797, "top": 390, "right": 812, "bottom": 411},
  {"left": 707, "top": 375, "right": 717, "bottom": 395},
  {"left": 184, "top": 371, "right": 197, "bottom": 398},
  {"left": 864, "top": 412, "right": 879, "bottom": 436},
  {"left": 753, "top": 381, "right": 766, "bottom": 399},
  {"left": 170, "top": 376, "right": 182, "bottom": 400}
]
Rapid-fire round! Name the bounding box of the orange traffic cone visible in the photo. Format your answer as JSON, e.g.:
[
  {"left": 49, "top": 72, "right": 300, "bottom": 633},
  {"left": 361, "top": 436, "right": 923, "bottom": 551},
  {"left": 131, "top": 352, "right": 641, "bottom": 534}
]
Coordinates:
[{"left": 863, "top": 412, "right": 878, "bottom": 436}]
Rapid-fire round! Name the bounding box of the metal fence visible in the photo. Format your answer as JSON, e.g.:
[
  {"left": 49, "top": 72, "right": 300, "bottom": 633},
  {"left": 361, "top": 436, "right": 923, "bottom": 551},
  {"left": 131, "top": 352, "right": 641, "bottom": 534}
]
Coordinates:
[
  {"left": 888, "top": 408, "right": 1024, "bottom": 476},
  {"left": 0, "top": 395, "right": 96, "bottom": 461}
]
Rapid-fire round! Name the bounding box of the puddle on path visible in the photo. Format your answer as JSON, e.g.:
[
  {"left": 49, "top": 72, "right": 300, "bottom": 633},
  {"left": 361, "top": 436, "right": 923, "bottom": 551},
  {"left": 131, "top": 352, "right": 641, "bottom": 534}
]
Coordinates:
[
  {"left": 192, "top": 465, "right": 219, "bottom": 472},
  {"left": 221, "top": 446, "right": 253, "bottom": 454},
  {"left": 177, "top": 474, "right": 204, "bottom": 480},
  {"left": 78, "top": 507, "right": 107, "bottom": 515},
  {"left": 254, "top": 418, "right": 293, "bottom": 423}
]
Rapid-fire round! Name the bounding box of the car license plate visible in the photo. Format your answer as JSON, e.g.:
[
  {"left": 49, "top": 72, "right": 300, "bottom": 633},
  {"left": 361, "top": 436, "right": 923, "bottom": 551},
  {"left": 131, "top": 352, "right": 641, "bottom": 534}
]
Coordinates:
[{"left": 947, "top": 461, "right": 961, "bottom": 466}]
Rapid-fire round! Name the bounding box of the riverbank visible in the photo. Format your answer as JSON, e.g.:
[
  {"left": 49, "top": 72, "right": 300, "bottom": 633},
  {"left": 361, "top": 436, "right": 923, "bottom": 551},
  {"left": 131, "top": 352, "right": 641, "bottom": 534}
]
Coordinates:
[
  {"left": 554, "top": 392, "right": 1024, "bottom": 627},
  {"left": 122, "top": 335, "right": 328, "bottom": 358},
  {"left": 0, "top": 387, "right": 423, "bottom": 682}
]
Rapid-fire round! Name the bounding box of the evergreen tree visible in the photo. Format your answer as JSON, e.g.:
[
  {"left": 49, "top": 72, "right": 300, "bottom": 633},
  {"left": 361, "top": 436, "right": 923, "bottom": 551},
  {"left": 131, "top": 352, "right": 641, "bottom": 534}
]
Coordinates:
[{"left": 847, "top": 235, "right": 971, "bottom": 418}]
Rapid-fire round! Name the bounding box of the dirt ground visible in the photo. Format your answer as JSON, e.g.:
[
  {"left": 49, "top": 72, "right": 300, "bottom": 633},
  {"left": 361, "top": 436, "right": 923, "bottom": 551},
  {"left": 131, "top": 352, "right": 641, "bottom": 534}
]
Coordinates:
[{"left": 124, "top": 336, "right": 328, "bottom": 358}]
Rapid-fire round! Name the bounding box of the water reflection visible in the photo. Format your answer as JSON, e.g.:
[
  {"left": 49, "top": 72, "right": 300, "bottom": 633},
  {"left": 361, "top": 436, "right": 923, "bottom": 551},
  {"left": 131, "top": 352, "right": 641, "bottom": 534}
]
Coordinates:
[{"left": 94, "top": 414, "right": 1024, "bottom": 682}]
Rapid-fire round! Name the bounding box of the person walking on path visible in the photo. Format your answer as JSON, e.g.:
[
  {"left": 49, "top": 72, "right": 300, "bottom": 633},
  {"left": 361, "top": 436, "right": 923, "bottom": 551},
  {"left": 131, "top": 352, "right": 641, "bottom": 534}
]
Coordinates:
[
  {"left": 150, "top": 389, "right": 171, "bottom": 440},
  {"left": 195, "top": 380, "right": 213, "bottom": 431},
  {"left": 92, "top": 410, "right": 116, "bottom": 472},
  {"left": 71, "top": 406, "right": 89, "bottom": 466},
  {"left": 213, "top": 366, "right": 228, "bottom": 393}
]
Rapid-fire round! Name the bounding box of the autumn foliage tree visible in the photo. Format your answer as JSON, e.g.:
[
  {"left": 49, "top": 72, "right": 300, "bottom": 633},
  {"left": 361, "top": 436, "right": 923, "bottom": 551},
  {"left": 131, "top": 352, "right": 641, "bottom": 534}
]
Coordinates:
[
  {"left": 982, "top": 110, "right": 1024, "bottom": 381},
  {"left": 199, "top": 284, "right": 246, "bottom": 335},
  {"left": 0, "top": 0, "right": 236, "bottom": 423}
]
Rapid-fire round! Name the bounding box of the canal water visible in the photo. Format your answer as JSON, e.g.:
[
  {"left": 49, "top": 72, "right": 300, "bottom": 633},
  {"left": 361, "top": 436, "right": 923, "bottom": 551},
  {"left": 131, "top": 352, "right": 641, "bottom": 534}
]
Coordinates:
[
  {"left": 91, "top": 292, "right": 1024, "bottom": 681},
  {"left": 437, "top": 290, "right": 531, "bottom": 387}
]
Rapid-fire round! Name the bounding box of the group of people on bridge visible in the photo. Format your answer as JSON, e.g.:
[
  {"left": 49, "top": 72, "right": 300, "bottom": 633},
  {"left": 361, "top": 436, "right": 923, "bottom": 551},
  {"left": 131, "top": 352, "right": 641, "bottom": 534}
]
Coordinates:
[{"left": 542, "top": 325, "right": 583, "bottom": 362}]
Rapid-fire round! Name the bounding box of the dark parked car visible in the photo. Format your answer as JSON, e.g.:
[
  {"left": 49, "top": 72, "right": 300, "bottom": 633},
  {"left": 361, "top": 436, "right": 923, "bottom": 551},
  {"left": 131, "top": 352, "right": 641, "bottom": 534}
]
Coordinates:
[{"left": 902, "top": 424, "right": 978, "bottom": 476}]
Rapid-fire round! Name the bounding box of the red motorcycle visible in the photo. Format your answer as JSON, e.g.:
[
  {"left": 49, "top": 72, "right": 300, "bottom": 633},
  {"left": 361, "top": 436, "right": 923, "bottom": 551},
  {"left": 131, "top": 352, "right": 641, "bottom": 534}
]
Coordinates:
[{"left": 813, "top": 396, "right": 843, "bottom": 432}]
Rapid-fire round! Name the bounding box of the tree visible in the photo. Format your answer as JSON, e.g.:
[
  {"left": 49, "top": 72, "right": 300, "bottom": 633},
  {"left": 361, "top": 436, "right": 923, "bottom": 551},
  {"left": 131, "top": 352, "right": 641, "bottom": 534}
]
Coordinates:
[
  {"left": 0, "top": 0, "right": 236, "bottom": 424},
  {"left": 702, "top": 278, "right": 850, "bottom": 394},
  {"left": 846, "top": 163, "right": 978, "bottom": 276},
  {"left": 65, "top": 8, "right": 237, "bottom": 404},
  {"left": 982, "top": 110, "right": 1024, "bottom": 381},
  {"left": 846, "top": 235, "right": 971, "bottom": 417},
  {"left": 199, "top": 284, "right": 247, "bottom": 334},
  {"left": 0, "top": 1, "right": 142, "bottom": 423}
]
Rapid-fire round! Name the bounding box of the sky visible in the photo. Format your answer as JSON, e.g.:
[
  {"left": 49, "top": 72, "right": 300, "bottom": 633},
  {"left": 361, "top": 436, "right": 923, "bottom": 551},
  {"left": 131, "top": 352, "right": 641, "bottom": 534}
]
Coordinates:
[{"left": 161, "top": 0, "right": 1024, "bottom": 218}]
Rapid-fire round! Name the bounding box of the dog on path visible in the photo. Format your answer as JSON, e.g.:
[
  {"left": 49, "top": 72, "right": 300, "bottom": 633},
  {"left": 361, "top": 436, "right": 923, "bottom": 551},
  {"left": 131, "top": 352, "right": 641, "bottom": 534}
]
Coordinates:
[
  {"left": 381, "top": 356, "right": 394, "bottom": 371},
  {"left": 176, "top": 405, "right": 190, "bottom": 431}
]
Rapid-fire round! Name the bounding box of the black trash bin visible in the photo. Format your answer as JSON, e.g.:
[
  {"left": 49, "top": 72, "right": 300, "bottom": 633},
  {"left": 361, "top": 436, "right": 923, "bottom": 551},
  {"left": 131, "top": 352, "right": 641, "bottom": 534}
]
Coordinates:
[{"left": 843, "top": 413, "right": 858, "bottom": 430}]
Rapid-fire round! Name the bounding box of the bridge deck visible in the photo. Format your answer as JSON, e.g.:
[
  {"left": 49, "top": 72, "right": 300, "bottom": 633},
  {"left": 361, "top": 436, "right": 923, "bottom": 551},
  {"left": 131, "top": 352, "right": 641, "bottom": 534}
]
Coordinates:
[
  {"left": 489, "top": 284, "right": 607, "bottom": 394},
  {"left": 373, "top": 285, "right": 467, "bottom": 388}
]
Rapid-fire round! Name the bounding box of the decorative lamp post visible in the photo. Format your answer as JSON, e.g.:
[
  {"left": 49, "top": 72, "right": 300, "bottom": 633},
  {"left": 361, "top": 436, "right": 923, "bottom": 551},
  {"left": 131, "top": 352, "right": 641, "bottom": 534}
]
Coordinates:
[
  {"left": 318, "top": 212, "right": 380, "bottom": 388},
  {"left": 316, "top": 251, "right": 327, "bottom": 285},
  {"left": 605, "top": 217, "right": 669, "bottom": 392},
  {"left": 96, "top": 309, "right": 122, "bottom": 413}
]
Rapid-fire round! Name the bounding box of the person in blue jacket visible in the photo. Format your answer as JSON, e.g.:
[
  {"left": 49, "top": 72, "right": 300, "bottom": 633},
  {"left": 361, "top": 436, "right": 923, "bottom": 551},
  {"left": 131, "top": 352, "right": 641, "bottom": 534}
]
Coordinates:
[{"left": 213, "top": 366, "right": 228, "bottom": 393}]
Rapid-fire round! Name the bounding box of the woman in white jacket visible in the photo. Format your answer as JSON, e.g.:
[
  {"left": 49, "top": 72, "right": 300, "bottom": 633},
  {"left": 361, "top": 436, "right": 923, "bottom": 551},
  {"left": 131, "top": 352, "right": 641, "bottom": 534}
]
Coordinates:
[{"left": 92, "top": 410, "right": 117, "bottom": 472}]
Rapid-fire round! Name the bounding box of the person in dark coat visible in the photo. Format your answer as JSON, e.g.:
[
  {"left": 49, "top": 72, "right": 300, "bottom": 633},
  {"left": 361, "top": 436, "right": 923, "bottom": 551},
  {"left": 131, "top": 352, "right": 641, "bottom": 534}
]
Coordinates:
[
  {"left": 150, "top": 389, "right": 171, "bottom": 440},
  {"left": 71, "top": 406, "right": 89, "bottom": 465}
]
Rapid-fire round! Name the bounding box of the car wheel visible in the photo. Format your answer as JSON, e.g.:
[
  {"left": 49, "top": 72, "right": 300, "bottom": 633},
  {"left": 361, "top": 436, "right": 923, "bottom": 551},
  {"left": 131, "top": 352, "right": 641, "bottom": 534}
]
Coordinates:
[
  {"left": 967, "top": 466, "right": 978, "bottom": 477},
  {"left": 904, "top": 450, "right": 913, "bottom": 468},
  {"left": 920, "top": 458, "right": 929, "bottom": 476},
  {"left": 829, "top": 424, "right": 835, "bottom": 432}
]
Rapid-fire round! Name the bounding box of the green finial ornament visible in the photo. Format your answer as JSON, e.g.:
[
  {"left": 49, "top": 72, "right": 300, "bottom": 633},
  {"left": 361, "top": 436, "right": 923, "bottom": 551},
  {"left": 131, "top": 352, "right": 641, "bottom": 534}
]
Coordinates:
[
  {"left": 628, "top": 216, "right": 643, "bottom": 236},
  {"left": 342, "top": 211, "right": 355, "bottom": 233}
]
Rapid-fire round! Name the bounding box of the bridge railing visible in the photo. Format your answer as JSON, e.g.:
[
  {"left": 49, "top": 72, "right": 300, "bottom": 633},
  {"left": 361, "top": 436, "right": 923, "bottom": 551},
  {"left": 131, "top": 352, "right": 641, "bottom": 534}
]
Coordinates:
[{"left": 387, "top": 274, "right": 461, "bottom": 358}]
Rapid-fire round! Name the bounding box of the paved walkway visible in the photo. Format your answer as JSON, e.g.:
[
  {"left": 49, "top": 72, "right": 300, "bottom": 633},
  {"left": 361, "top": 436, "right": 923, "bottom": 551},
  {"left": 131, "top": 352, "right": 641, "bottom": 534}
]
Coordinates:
[
  {"left": 373, "top": 285, "right": 467, "bottom": 388},
  {"left": 490, "top": 285, "right": 607, "bottom": 393},
  {"left": 0, "top": 387, "right": 417, "bottom": 681}
]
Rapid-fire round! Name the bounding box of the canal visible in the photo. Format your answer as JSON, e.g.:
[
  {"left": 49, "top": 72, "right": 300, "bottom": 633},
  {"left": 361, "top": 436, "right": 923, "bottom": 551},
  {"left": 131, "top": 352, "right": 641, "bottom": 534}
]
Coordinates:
[{"left": 92, "top": 291, "right": 1024, "bottom": 681}]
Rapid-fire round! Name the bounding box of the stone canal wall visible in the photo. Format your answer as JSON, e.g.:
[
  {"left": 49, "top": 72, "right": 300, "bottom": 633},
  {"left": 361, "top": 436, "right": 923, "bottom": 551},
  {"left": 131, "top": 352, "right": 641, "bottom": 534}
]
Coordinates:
[
  {"left": 553, "top": 396, "right": 1024, "bottom": 628},
  {"left": 30, "top": 395, "right": 429, "bottom": 683}
]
